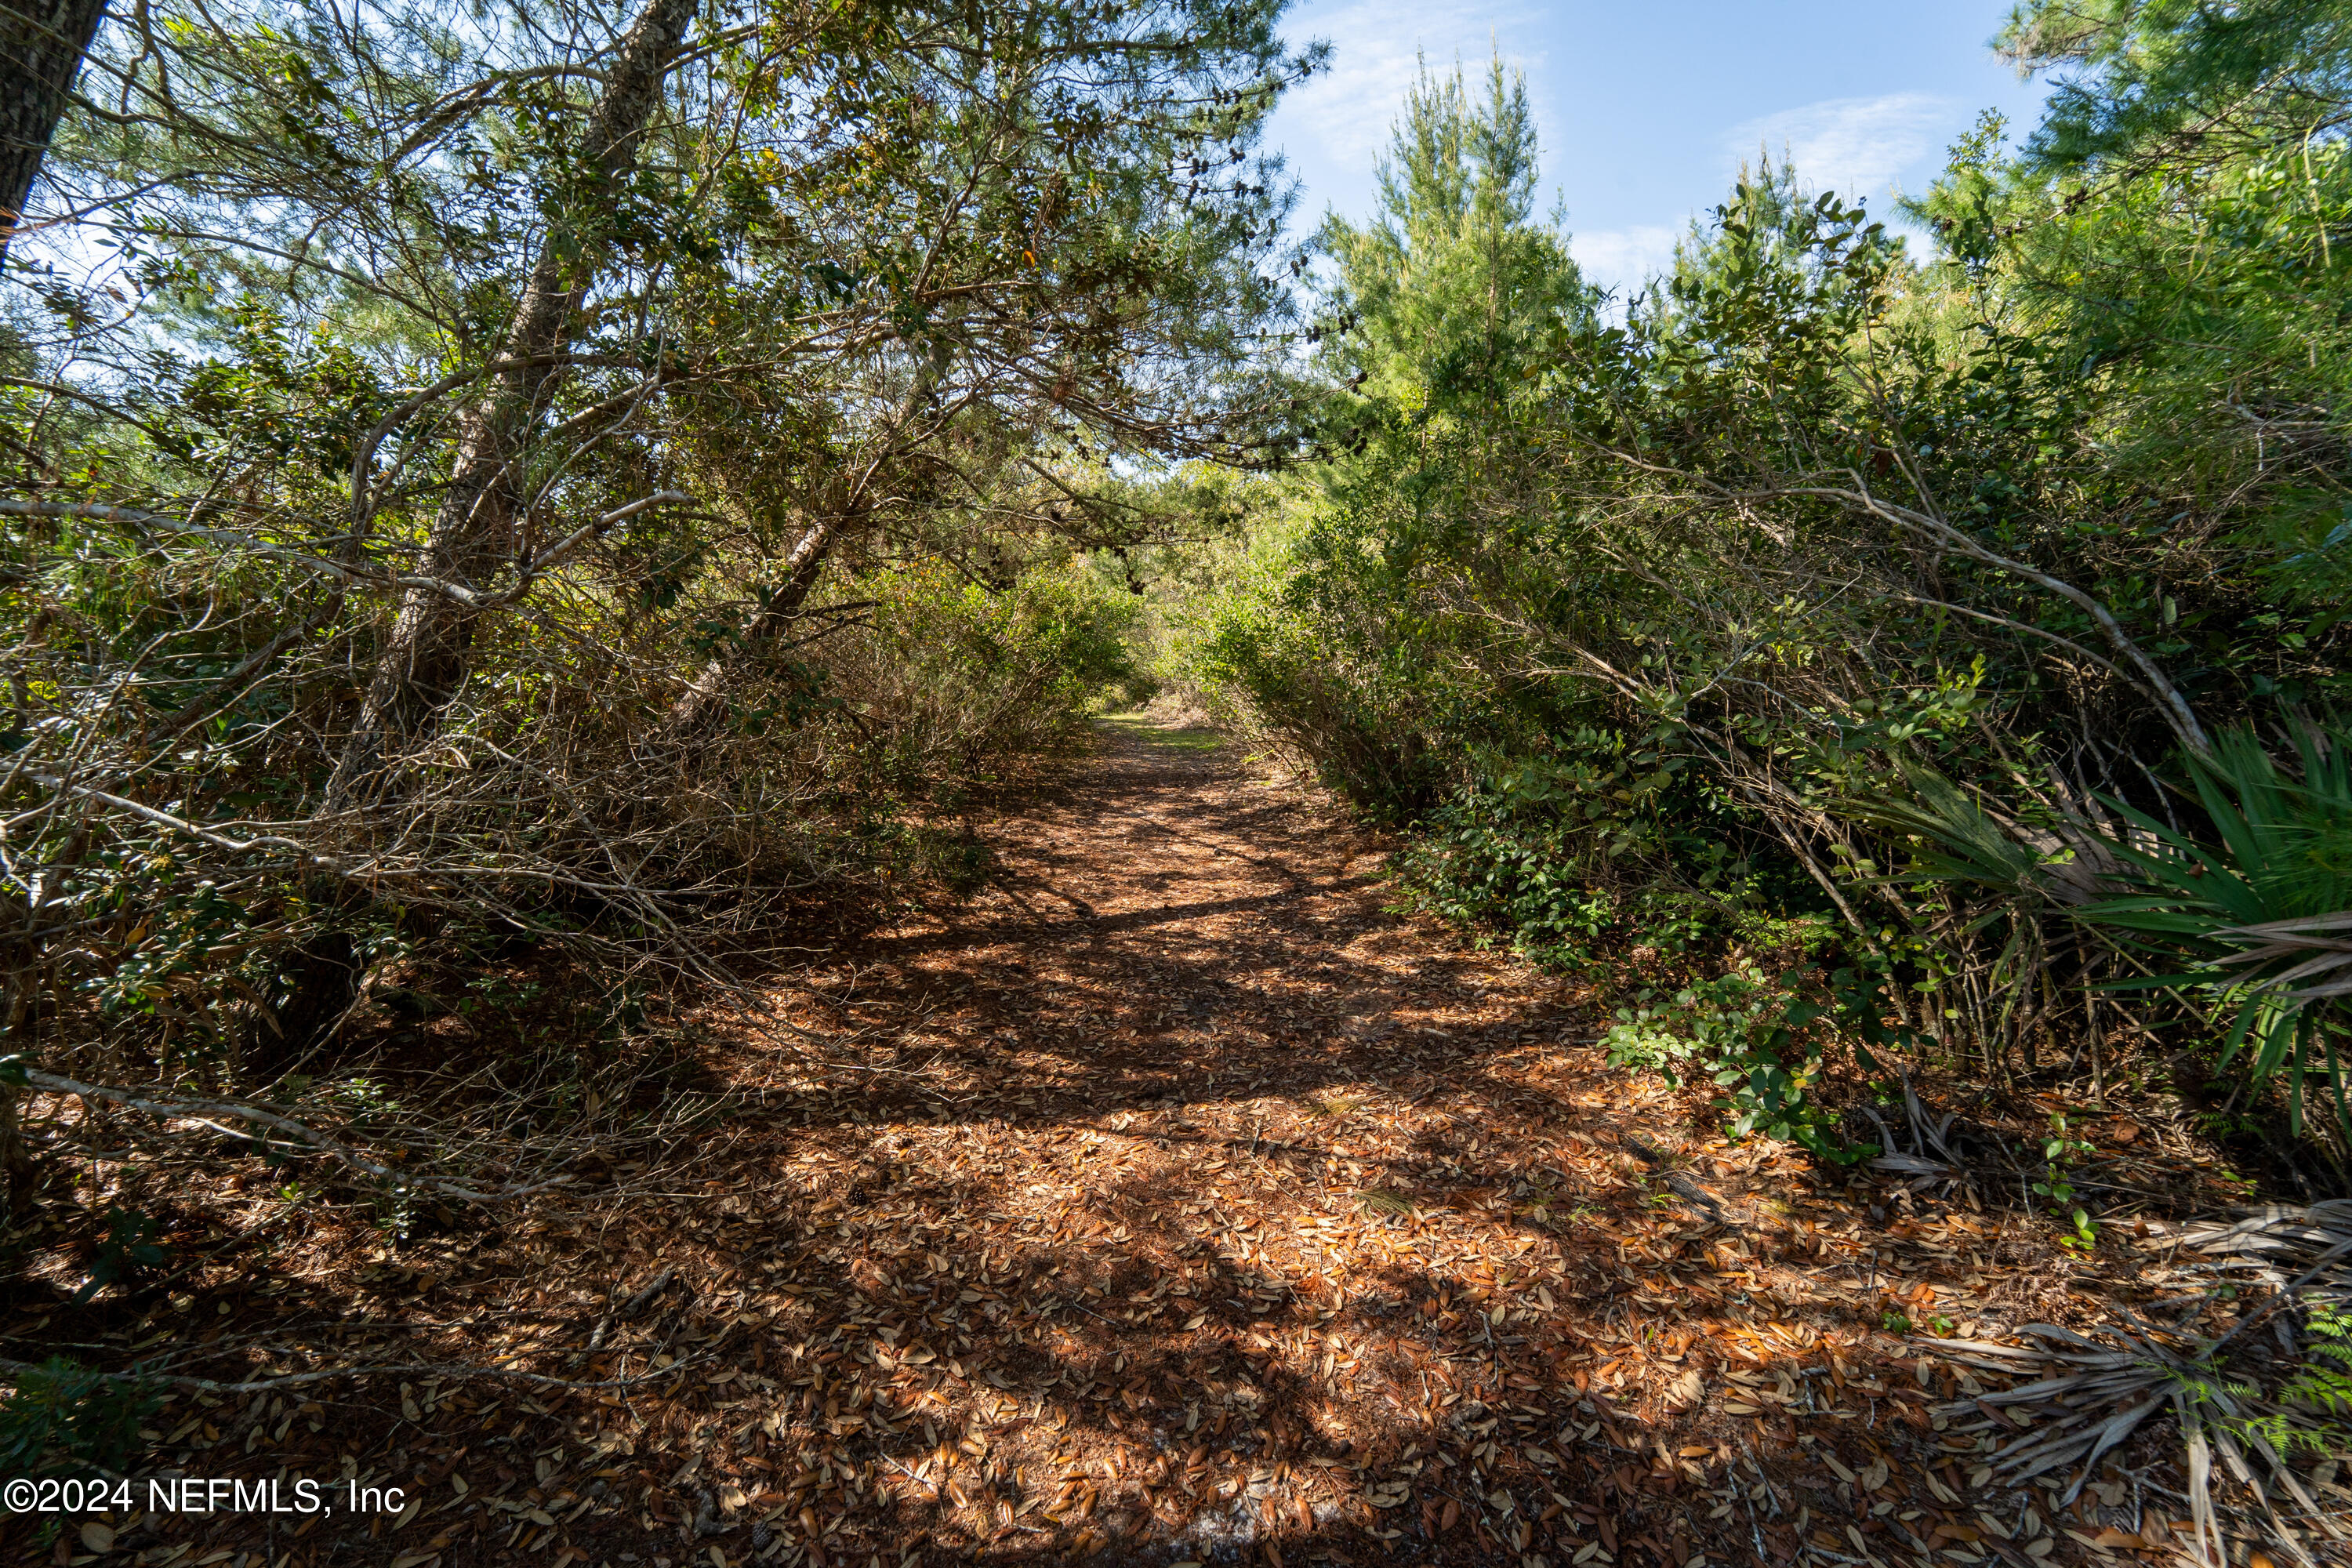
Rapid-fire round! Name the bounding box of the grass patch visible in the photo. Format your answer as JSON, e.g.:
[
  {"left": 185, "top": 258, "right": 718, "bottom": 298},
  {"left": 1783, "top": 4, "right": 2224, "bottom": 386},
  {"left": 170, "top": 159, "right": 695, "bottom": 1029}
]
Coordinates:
[{"left": 1100, "top": 713, "right": 1224, "bottom": 753}]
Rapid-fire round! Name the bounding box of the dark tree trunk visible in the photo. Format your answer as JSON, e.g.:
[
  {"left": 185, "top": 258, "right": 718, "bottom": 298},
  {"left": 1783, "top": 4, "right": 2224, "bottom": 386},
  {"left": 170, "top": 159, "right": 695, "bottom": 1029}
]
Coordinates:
[
  {"left": 666, "top": 517, "right": 838, "bottom": 737},
  {"left": 249, "top": 931, "right": 359, "bottom": 1083},
  {"left": 1, "top": 0, "right": 107, "bottom": 254},
  {"left": 330, "top": 0, "right": 695, "bottom": 798},
  {"left": 2, "top": 964, "right": 41, "bottom": 1221}
]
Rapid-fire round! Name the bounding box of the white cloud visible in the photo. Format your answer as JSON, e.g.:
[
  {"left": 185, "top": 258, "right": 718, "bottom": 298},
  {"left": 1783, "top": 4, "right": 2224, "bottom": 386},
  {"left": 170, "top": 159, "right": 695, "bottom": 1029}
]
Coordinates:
[
  {"left": 1570, "top": 223, "right": 1682, "bottom": 293},
  {"left": 1726, "top": 92, "right": 1959, "bottom": 205},
  {"left": 1281, "top": 0, "right": 1545, "bottom": 169}
]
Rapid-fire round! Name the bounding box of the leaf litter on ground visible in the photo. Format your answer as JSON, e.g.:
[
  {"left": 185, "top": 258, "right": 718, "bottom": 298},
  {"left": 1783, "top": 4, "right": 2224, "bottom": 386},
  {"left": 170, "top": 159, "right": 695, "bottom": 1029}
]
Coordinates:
[{"left": 11, "top": 719, "right": 2347, "bottom": 1567}]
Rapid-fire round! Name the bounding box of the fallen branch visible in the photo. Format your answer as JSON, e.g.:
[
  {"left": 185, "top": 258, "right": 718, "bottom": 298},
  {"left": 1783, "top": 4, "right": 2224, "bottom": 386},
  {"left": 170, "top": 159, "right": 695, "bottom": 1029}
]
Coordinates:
[
  {"left": 20, "top": 1069, "right": 568, "bottom": 1203},
  {"left": 590, "top": 1265, "right": 680, "bottom": 1353},
  {"left": 0, "top": 1352, "right": 699, "bottom": 1396}
]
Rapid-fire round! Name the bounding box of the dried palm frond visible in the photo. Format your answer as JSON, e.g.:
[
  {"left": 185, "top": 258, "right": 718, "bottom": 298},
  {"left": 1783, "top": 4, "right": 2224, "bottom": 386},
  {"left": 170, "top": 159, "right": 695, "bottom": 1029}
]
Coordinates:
[
  {"left": 1864, "top": 1076, "right": 1979, "bottom": 1191},
  {"left": 2215, "top": 913, "right": 2352, "bottom": 1004},
  {"left": 2176, "top": 1200, "right": 2352, "bottom": 1294},
  {"left": 1919, "top": 1213, "right": 2343, "bottom": 1568},
  {"left": 1924, "top": 1294, "right": 2347, "bottom": 1566},
  {"left": 1926, "top": 1323, "right": 2195, "bottom": 1504}
]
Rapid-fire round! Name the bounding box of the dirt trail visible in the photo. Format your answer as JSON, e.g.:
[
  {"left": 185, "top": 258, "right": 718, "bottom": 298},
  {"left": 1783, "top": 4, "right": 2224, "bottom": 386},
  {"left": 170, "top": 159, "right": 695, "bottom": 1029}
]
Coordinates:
[
  {"left": 789, "top": 712, "right": 1569, "bottom": 1123},
  {"left": 38, "top": 717, "right": 2094, "bottom": 1568},
  {"left": 585, "top": 716, "right": 1966, "bottom": 1566}
]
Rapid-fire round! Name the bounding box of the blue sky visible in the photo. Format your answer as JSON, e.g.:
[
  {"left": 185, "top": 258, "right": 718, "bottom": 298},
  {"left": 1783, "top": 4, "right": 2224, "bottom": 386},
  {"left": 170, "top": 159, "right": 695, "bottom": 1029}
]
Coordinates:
[{"left": 1262, "top": 0, "right": 2055, "bottom": 291}]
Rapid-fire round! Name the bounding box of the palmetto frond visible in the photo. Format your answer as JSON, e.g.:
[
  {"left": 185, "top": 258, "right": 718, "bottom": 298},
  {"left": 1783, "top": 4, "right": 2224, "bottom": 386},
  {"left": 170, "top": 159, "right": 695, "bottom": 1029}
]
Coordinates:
[
  {"left": 1877, "top": 722, "right": 2352, "bottom": 1137},
  {"left": 2214, "top": 913, "right": 2352, "bottom": 1005},
  {"left": 2176, "top": 1200, "right": 2352, "bottom": 1296},
  {"left": 1927, "top": 1311, "right": 2347, "bottom": 1566},
  {"left": 1925, "top": 1205, "right": 2352, "bottom": 1564}
]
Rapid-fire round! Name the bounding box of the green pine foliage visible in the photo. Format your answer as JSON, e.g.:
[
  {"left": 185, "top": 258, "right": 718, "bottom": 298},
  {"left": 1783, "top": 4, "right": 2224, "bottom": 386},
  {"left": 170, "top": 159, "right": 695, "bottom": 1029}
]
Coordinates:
[
  {"left": 0, "top": 0, "right": 1320, "bottom": 1214},
  {"left": 1170, "top": 8, "right": 2352, "bottom": 1164}
]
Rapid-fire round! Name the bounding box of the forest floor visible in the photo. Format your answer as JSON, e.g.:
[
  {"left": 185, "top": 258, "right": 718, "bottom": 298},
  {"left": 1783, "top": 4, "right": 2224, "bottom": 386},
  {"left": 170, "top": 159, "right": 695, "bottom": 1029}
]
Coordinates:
[{"left": 7, "top": 714, "right": 2338, "bottom": 1568}]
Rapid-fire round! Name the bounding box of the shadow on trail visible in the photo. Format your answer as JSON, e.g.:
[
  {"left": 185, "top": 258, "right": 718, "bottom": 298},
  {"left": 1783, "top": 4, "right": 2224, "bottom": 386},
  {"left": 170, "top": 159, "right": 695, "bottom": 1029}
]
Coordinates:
[
  {"left": 574, "top": 717, "right": 1976, "bottom": 1566},
  {"left": 60, "top": 717, "right": 2082, "bottom": 1568}
]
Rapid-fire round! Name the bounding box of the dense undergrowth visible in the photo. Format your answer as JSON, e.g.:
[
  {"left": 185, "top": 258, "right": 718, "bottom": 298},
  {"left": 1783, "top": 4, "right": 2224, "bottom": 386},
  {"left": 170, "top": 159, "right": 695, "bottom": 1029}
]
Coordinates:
[
  {"left": 0, "top": 0, "right": 1287, "bottom": 1485},
  {"left": 1128, "top": 10, "right": 2352, "bottom": 1536},
  {"left": 0, "top": 0, "right": 1290, "bottom": 1210},
  {"left": 1157, "top": 9, "right": 2352, "bottom": 1186}
]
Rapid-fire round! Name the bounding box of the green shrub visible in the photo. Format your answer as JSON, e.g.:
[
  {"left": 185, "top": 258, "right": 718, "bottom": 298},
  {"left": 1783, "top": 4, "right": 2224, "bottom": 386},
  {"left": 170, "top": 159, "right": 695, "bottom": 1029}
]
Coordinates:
[
  {"left": 1602, "top": 964, "right": 1904, "bottom": 1162},
  {"left": 822, "top": 559, "right": 1145, "bottom": 786},
  {"left": 0, "top": 1359, "right": 160, "bottom": 1479}
]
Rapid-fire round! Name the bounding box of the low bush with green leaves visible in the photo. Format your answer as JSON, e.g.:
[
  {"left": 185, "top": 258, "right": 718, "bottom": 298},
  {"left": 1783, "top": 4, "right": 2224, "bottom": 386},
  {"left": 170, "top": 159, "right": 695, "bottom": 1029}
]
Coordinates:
[
  {"left": 2031, "top": 1115, "right": 2100, "bottom": 1254},
  {"left": 1158, "top": 3, "right": 2352, "bottom": 1189},
  {"left": 1600, "top": 967, "right": 1882, "bottom": 1162},
  {"left": 825, "top": 559, "right": 1148, "bottom": 787},
  {"left": 0, "top": 1359, "right": 161, "bottom": 1480}
]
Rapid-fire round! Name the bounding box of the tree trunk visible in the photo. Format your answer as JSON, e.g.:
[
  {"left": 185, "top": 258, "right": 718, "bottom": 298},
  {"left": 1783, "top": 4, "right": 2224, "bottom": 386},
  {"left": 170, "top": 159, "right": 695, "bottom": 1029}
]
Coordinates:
[
  {"left": 2, "top": 965, "right": 40, "bottom": 1221},
  {"left": 331, "top": 0, "right": 695, "bottom": 797},
  {"left": 1, "top": 0, "right": 109, "bottom": 255},
  {"left": 666, "top": 516, "right": 839, "bottom": 737},
  {"left": 663, "top": 369, "right": 949, "bottom": 739}
]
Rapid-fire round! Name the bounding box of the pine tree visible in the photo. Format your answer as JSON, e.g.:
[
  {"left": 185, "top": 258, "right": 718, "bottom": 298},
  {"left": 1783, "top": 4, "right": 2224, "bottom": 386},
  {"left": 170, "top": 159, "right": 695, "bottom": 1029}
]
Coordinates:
[{"left": 1316, "top": 53, "right": 1586, "bottom": 423}]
